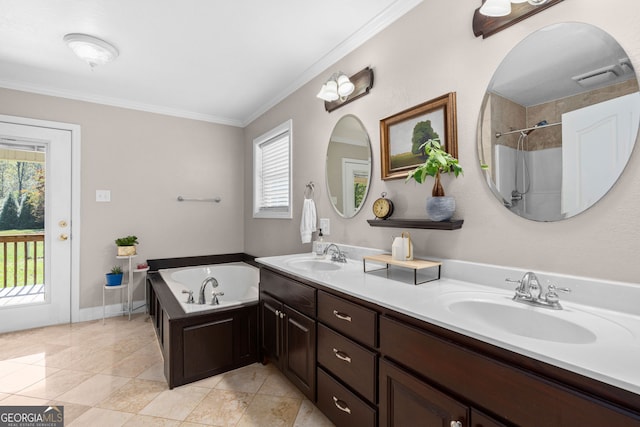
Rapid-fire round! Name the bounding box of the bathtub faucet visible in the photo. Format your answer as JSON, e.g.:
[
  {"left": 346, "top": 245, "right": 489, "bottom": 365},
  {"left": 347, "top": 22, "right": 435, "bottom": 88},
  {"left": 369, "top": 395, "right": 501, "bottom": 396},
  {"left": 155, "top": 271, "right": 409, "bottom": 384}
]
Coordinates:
[{"left": 198, "top": 276, "right": 219, "bottom": 304}]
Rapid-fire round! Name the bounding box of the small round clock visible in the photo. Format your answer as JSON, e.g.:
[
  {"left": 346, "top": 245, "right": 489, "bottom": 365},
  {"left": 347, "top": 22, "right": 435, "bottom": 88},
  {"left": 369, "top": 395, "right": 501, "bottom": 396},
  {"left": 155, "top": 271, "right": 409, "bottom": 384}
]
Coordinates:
[{"left": 372, "top": 192, "right": 394, "bottom": 219}]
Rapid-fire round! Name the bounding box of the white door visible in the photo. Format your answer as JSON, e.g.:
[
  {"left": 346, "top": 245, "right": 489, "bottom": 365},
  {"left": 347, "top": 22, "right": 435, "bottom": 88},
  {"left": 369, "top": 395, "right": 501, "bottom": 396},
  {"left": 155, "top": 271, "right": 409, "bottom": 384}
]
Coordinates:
[
  {"left": 0, "top": 121, "right": 72, "bottom": 332},
  {"left": 342, "top": 158, "right": 369, "bottom": 217},
  {"left": 561, "top": 92, "right": 640, "bottom": 216}
]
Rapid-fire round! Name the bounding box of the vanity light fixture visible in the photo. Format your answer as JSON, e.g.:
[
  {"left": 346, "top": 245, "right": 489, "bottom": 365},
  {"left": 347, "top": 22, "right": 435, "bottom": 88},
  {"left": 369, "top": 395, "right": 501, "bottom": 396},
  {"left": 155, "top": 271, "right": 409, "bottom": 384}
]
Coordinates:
[
  {"left": 479, "top": 0, "right": 548, "bottom": 17},
  {"left": 317, "top": 67, "right": 374, "bottom": 113},
  {"left": 63, "top": 33, "right": 119, "bottom": 68},
  {"left": 317, "top": 72, "right": 355, "bottom": 102}
]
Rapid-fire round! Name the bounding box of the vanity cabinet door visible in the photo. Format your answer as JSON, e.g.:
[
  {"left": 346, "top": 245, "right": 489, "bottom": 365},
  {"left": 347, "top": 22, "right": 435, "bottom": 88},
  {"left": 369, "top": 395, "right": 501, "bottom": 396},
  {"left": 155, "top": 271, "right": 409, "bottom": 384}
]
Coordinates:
[
  {"left": 283, "top": 305, "right": 316, "bottom": 401},
  {"left": 260, "top": 292, "right": 283, "bottom": 365},
  {"left": 380, "top": 358, "right": 469, "bottom": 427}
]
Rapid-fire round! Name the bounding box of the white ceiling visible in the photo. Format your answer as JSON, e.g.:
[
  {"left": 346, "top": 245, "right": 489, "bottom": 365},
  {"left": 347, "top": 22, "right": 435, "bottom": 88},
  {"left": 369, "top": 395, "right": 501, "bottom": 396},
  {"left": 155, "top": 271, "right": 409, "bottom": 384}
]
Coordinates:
[{"left": 0, "top": 0, "right": 422, "bottom": 127}]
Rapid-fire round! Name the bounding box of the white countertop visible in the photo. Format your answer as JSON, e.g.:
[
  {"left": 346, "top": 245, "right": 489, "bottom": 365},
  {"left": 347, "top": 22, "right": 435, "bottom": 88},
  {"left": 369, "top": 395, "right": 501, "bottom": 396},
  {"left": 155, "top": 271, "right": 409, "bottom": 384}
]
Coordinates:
[{"left": 256, "top": 250, "right": 640, "bottom": 396}]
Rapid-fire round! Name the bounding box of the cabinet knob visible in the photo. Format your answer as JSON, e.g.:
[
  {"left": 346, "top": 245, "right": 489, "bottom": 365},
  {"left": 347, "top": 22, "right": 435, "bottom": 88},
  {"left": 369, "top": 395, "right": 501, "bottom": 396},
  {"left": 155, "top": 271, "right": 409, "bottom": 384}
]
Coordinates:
[
  {"left": 279, "top": 312, "right": 285, "bottom": 319},
  {"left": 58, "top": 233, "right": 69, "bottom": 241},
  {"left": 275, "top": 310, "right": 280, "bottom": 316},
  {"left": 332, "top": 396, "right": 351, "bottom": 414},
  {"left": 450, "top": 421, "right": 462, "bottom": 427},
  {"left": 332, "top": 310, "right": 352, "bottom": 322}
]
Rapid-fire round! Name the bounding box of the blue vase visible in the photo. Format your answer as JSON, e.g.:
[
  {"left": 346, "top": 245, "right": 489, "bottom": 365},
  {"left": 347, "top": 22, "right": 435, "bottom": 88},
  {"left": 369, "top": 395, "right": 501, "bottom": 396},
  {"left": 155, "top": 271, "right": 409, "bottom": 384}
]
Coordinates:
[
  {"left": 426, "top": 196, "right": 455, "bottom": 221},
  {"left": 106, "top": 273, "right": 123, "bottom": 286}
]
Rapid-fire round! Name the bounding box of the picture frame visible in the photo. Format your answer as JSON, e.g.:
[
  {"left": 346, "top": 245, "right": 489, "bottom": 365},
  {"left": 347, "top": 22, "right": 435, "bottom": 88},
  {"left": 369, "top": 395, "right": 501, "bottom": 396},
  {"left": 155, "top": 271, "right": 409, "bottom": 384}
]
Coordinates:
[{"left": 380, "top": 92, "right": 457, "bottom": 180}]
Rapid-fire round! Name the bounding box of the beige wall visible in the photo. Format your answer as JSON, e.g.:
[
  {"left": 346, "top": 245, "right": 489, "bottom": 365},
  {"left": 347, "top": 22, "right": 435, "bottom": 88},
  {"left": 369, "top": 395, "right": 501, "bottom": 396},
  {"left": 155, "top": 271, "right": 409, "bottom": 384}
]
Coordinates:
[
  {"left": 1, "top": 0, "right": 638, "bottom": 314},
  {"left": 0, "top": 88, "right": 245, "bottom": 309},
  {"left": 244, "top": 0, "right": 640, "bottom": 283}
]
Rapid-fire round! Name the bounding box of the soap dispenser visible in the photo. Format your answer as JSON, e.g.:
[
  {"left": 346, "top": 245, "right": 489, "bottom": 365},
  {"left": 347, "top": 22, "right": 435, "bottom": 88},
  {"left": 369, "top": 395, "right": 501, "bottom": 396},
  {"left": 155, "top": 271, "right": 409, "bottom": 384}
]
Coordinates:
[{"left": 314, "top": 229, "right": 325, "bottom": 256}]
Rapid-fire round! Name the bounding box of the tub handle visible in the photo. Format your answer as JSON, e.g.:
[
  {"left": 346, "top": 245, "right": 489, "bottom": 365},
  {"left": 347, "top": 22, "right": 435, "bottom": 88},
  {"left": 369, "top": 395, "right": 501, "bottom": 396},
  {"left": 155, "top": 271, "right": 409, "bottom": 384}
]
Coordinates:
[
  {"left": 181, "top": 290, "right": 194, "bottom": 304},
  {"left": 211, "top": 291, "right": 224, "bottom": 305}
]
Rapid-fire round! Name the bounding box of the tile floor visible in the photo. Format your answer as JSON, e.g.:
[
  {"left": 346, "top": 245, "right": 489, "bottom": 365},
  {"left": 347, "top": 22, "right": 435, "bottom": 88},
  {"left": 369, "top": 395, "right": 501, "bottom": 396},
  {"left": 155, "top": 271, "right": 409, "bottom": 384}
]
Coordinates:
[{"left": 0, "top": 314, "right": 334, "bottom": 426}]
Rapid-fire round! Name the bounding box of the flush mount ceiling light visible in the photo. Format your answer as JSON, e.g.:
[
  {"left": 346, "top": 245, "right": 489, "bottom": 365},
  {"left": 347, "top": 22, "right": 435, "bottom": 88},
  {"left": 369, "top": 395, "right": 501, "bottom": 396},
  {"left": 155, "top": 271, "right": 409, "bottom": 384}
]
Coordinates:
[
  {"left": 317, "top": 72, "right": 355, "bottom": 102},
  {"left": 479, "top": 0, "right": 548, "bottom": 17},
  {"left": 63, "top": 33, "right": 119, "bottom": 68}
]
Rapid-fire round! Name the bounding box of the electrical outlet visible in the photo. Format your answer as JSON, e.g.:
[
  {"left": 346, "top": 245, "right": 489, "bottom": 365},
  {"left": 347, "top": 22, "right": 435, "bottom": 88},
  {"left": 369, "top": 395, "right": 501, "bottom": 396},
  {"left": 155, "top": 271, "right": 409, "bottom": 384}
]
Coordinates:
[
  {"left": 96, "top": 190, "right": 111, "bottom": 202},
  {"left": 319, "top": 218, "right": 330, "bottom": 235}
]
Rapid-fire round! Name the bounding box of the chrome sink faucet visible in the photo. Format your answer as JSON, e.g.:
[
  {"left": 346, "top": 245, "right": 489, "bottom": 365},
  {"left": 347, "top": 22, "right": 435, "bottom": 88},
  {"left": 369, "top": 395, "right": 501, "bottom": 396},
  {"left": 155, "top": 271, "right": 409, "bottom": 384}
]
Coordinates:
[
  {"left": 198, "top": 276, "right": 219, "bottom": 304},
  {"left": 506, "top": 271, "right": 571, "bottom": 310},
  {"left": 323, "top": 243, "right": 347, "bottom": 263}
]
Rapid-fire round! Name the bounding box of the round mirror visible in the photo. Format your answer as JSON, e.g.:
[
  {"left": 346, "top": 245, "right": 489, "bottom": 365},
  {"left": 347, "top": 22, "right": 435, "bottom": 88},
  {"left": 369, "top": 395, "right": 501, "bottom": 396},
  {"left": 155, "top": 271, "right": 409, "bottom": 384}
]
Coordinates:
[
  {"left": 478, "top": 22, "right": 640, "bottom": 221},
  {"left": 326, "top": 115, "right": 372, "bottom": 218}
]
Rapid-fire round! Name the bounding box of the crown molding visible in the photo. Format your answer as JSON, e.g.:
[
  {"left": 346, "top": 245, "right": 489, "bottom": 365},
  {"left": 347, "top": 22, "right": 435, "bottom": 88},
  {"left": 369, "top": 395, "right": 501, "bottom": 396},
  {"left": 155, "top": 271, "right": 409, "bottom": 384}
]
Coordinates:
[
  {"left": 241, "top": 0, "right": 424, "bottom": 126},
  {"left": 0, "top": 79, "right": 244, "bottom": 127}
]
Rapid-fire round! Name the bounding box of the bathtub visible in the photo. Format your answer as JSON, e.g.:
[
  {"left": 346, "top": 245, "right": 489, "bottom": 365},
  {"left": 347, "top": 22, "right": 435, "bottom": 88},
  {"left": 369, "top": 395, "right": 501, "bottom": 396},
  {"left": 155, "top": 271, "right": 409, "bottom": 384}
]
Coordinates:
[{"left": 159, "top": 262, "right": 259, "bottom": 313}]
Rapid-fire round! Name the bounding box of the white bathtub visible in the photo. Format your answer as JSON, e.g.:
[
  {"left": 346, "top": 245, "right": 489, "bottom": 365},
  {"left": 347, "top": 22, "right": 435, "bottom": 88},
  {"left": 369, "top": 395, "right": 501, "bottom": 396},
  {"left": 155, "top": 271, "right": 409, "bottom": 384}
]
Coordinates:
[{"left": 159, "top": 262, "right": 259, "bottom": 313}]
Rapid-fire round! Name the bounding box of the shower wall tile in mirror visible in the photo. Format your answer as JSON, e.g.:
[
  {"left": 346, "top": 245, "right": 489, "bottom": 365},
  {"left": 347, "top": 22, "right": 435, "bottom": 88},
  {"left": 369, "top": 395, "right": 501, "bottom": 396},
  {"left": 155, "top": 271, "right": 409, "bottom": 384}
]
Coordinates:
[{"left": 478, "top": 22, "right": 640, "bottom": 222}]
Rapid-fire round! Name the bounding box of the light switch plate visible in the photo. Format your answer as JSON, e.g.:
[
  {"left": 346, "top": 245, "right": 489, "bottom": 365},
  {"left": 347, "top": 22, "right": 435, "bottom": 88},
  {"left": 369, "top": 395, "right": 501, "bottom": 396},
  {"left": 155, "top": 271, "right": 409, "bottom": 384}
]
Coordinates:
[
  {"left": 319, "top": 218, "right": 330, "bottom": 235},
  {"left": 96, "top": 190, "right": 111, "bottom": 202}
]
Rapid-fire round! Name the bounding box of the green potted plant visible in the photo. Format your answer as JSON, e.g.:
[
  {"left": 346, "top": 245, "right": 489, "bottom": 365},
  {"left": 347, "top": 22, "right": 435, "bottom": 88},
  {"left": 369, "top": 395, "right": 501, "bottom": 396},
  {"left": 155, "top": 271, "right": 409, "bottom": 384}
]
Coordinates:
[
  {"left": 115, "top": 235, "right": 139, "bottom": 256},
  {"left": 406, "top": 138, "right": 463, "bottom": 221},
  {"left": 106, "top": 265, "right": 123, "bottom": 286}
]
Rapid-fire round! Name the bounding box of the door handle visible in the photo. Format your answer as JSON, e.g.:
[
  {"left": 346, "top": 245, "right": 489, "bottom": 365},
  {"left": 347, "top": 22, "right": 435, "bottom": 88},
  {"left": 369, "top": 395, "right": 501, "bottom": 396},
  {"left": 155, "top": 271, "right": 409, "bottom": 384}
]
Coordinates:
[{"left": 58, "top": 234, "right": 69, "bottom": 241}]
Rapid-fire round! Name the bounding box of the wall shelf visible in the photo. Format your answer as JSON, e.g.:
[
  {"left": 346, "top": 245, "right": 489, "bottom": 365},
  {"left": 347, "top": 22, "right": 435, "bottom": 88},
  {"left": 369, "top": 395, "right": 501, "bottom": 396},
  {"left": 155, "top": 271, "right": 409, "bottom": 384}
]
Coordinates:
[{"left": 367, "top": 218, "right": 463, "bottom": 230}]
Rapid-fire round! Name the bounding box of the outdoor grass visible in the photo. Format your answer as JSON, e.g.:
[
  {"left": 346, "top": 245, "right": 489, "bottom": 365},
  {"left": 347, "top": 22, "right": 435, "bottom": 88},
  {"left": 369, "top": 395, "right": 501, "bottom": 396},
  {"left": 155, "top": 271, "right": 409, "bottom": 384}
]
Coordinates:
[
  {"left": 390, "top": 151, "right": 425, "bottom": 170},
  {"left": 0, "top": 229, "right": 44, "bottom": 287}
]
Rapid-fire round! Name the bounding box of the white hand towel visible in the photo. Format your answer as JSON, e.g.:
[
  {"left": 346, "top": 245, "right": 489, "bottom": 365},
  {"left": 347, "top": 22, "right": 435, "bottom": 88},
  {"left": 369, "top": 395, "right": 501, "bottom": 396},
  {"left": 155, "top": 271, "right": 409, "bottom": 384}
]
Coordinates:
[{"left": 300, "top": 198, "right": 317, "bottom": 243}]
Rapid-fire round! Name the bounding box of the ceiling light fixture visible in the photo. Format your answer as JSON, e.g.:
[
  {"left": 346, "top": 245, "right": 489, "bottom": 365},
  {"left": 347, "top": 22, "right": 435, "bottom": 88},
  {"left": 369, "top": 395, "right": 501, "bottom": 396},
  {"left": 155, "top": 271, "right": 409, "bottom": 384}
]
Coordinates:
[
  {"left": 479, "top": 0, "right": 548, "bottom": 17},
  {"left": 317, "top": 72, "right": 355, "bottom": 102},
  {"left": 63, "top": 33, "right": 119, "bottom": 68}
]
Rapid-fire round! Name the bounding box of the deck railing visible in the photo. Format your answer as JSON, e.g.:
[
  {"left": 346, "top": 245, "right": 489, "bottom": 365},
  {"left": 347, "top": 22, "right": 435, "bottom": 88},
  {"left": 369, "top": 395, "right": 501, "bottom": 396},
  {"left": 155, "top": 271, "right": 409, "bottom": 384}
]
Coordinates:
[{"left": 0, "top": 234, "right": 45, "bottom": 288}]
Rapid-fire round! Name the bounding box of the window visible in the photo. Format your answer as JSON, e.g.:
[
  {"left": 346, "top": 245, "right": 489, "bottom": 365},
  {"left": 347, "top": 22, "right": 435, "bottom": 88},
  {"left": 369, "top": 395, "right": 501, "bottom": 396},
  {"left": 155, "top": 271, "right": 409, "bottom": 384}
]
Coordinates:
[{"left": 253, "top": 120, "right": 292, "bottom": 218}]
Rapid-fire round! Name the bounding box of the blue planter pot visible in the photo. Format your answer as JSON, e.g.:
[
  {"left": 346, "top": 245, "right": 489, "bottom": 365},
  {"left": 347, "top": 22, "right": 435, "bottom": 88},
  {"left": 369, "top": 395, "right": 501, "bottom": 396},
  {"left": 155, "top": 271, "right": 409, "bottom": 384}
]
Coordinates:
[{"left": 106, "top": 273, "right": 123, "bottom": 286}]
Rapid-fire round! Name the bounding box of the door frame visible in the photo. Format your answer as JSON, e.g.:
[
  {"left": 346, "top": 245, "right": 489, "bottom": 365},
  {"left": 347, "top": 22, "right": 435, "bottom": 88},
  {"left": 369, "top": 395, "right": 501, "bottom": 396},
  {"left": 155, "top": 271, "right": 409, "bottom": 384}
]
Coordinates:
[{"left": 0, "top": 114, "right": 81, "bottom": 324}]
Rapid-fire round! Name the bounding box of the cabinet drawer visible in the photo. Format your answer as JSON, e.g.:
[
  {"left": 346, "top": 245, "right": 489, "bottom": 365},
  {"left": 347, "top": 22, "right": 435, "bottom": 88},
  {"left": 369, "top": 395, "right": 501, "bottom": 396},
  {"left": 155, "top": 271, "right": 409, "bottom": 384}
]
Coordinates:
[
  {"left": 317, "top": 324, "right": 377, "bottom": 403},
  {"left": 317, "top": 367, "right": 376, "bottom": 427},
  {"left": 260, "top": 268, "right": 316, "bottom": 317},
  {"left": 318, "top": 291, "right": 377, "bottom": 347}
]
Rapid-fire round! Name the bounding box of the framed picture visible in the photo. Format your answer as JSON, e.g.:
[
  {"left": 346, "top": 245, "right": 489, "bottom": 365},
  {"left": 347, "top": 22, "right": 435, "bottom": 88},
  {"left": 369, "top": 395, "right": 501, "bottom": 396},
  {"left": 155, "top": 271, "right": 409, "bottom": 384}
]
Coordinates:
[{"left": 380, "top": 92, "right": 457, "bottom": 180}]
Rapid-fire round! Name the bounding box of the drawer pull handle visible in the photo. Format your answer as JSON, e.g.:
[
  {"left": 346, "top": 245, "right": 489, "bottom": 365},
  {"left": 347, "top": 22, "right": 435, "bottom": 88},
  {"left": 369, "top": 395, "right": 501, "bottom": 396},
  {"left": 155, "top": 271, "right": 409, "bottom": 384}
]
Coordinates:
[
  {"left": 450, "top": 422, "right": 462, "bottom": 427},
  {"left": 333, "top": 348, "right": 352, "bottom": 363},
  {"left": 333, "top": 396, "right": 351, "bottom": 414},
  {"left": 333, "top": 310, "right": 352, "bottom": 322}
]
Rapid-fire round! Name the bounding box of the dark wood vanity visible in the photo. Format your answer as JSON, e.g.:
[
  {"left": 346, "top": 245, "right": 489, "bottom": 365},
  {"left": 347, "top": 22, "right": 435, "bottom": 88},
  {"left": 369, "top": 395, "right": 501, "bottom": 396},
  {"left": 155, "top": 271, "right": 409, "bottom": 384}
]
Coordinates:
[{"left": 259, "top": 265, "right": 640, "bottom": 427}]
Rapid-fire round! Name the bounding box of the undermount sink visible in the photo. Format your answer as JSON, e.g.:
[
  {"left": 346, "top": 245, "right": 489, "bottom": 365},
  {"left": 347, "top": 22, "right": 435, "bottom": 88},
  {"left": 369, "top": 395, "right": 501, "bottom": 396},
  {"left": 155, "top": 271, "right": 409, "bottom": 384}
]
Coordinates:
[
  {"left": 285, "top": 257, "right": 344, "bottom": 272},
  {"left": 437, "top": 291, "right": 635, "bottom": 345},
  {"left": 448, "top": 299, "right": 597, "bottom": 344}
]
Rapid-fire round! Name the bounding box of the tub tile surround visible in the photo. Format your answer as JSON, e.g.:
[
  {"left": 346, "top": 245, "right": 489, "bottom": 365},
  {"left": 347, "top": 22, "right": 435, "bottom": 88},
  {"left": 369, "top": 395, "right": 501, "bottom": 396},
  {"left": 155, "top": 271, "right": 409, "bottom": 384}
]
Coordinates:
[
  {"left": 257, "top": 244, "right": 640, "bottom": 395},
  {"left": 0, "top": 315, "right": 333, "bottom": 426}
]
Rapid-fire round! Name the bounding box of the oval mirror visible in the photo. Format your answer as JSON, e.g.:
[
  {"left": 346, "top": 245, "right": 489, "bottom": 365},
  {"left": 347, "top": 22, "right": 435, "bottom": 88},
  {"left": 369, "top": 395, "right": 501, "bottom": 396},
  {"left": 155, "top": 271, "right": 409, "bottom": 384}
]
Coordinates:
[
  {"left": 478, "top": 22, "right": 640, "bottom": 221},
  {"left": 326, "top": 115, "right": 372, "bottom": 218}
]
